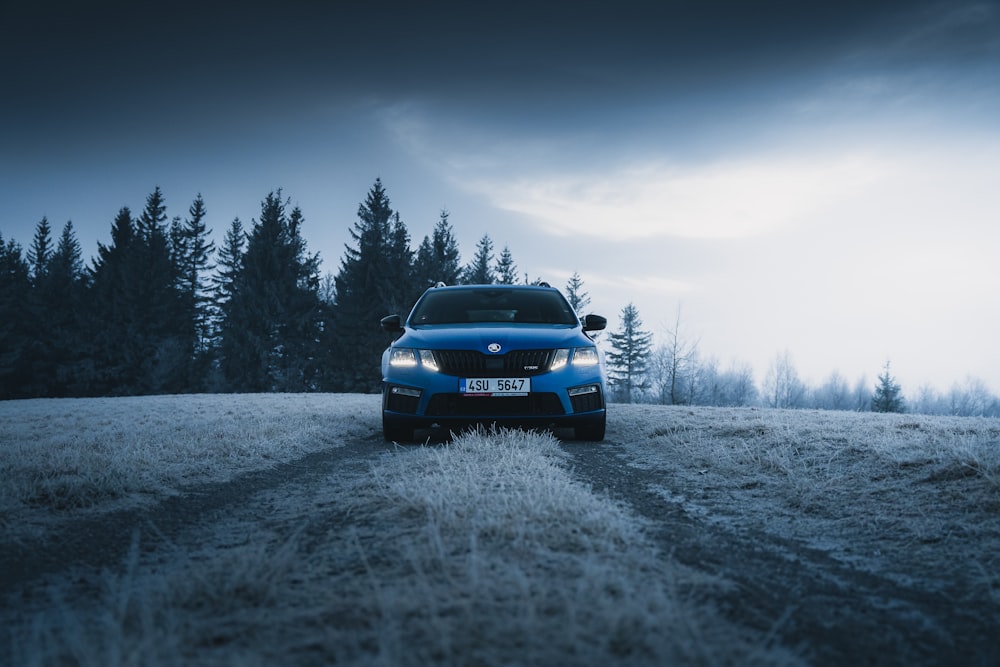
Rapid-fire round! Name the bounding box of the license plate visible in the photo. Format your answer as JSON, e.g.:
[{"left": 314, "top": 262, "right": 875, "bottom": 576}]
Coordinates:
[{"left": 460, "top": 377, "right": 531, "bottom": 396}]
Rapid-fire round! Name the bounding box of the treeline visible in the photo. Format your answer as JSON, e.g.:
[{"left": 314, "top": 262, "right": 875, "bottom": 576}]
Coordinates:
[
  {"left": 4, "top": 178, "right": 998, "bottom": 416},
  {"left": 0, "top": 179, "right": 541, "bottom": 399},
  {"left": 605, "top": 306, "right": 1000, "bottom": 417}
]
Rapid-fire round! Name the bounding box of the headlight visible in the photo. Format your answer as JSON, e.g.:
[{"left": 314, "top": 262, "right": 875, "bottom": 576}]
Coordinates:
[
  {"left": 419, "top": 349, "right": 439, "bottom": 372},
  {"left": 389, "top": 348, "right": 418, "bottom": 367},
  {"left": 389, "top": 348, "right": 440, "bottom": 371},
  {"left": 550, "top": 349, "right": 570, "bottom": 371},
  {"left": 572, "top": 347, "right": 600, "bottom": 366}
]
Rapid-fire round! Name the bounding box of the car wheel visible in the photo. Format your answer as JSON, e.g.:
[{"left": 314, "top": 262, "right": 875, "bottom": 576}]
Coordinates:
[
  {"left": 383, "top": 415, "right": 414, "bottom": 443},
  {"left": 575, "top": 418, "right": 606, "bottom": 442}
]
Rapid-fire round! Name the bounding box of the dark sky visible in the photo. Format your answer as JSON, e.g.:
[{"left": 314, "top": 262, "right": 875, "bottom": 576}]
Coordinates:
[
  {"left": 3, "top": 1, "right": 1000, "bottom": 390},
  {"left": 9, "top": 1, "right": 989, "bottom": 141}
]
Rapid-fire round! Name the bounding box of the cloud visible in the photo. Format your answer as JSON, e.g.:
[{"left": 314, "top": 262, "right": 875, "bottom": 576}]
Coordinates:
[{"left": 462, "top": 154, "right": 888, "bottom": 241}]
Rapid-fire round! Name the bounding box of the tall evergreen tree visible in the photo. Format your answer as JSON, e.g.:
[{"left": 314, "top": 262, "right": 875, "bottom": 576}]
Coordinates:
[
  {"left": 219, "top": 192, "right": 322, "bottom": 392},
  {"left": 495, "top": 244, "right": 518, "bottom": 285},
  {"left": 565, "top": 271, "right": 590, "bottom": 315},
  {"left": 24, "top": 220, "right": 88, "bottom": 396},
  {"left": 212, "top": 217, "right": 246, "bottom": 311},
  {"left": 27, "top": 216, "right": 53, "bottom": 284},
  {"left": 412, "top": 209, "right": 461, "bottom": 293},
  {"left": 134, "top": 186, "right": 188, "bottom": 392},
  {"left": 386, "top": 211, "right": 414, "bottom": 309},
  {"left": 871, "top": 360, "right": 905, "bottom": 413},
  {"left": 85, "top": 188, "right": 188, "bottom": 395},
  {"left": 462, "top": 233, "right": 495, "bottom": 284},
  {"left": 20, "top": 218, "right": 55, "bottom": 395},
  {"left": 607, "top": 302, "right": 653, "bottom": 403},
  {"left": 413, "top": 236, "right": 436, "bottom": 288},
  {"left": 210, "top": 217, "right": 246, "bottom": 388},
  {"left": 0, "top": 235, "right": 32, "bottom": 398},
  {"left": 331, "top": 179, "right": 413, "bottom": 392},
  {"left": 52, "top": 221, "right": 85, "bottom": 281},
  {"left": 172, "top": 194, "right": 215, "bottom": 389},
  {"left": 86, "top": 207, "right": 139, "bottom": 394},
  {"left": 45, "top": 221, "right": 88, "bottom": 394}
]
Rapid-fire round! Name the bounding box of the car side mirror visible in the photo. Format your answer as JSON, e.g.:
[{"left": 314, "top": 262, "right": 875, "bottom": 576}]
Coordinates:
[
  {"left": 380, "top": 314, "right": 403, "bottom": 333},
  {"left": 582, "top": 314, "right": 607, "bottom": 332}
]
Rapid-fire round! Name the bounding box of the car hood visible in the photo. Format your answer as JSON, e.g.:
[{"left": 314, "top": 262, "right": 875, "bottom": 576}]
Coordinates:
[{"left": 396, "top": 324, "right": 591, "bottom": 352}]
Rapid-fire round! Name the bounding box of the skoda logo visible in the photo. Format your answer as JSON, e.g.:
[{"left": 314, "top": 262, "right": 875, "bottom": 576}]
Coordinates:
[{"left": 487, "top": 343, "right": 502, "bottom": 353}]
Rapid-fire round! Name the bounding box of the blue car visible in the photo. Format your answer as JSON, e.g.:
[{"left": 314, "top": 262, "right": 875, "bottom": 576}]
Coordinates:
[{"left": 380, "top": 283, "right": 608, "bottom": 442}]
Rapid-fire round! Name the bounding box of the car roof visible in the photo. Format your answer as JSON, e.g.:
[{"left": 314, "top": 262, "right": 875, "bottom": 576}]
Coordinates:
[{"left": 423, "top": 283, "right": 556, "bottom": 293}]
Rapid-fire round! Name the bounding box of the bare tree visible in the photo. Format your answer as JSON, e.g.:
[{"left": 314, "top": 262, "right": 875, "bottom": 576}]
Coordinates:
[
  {"left": 722, "top": 361, "right": 759, "bottom": 407},
  {"left": 656, "top": 305, "right": 699, "bottom": 405},
  {"left": 814, "top": 371, "right": 851, "bottom": 410},
  {"left": 763, "top": 350, "right": 806, "bottom": 409},
  {"left": 851, "top": 374, "right": 870, "bottom": 412},
  {"left": 948, "top": 377, "right": 995, "bottom": 416}
]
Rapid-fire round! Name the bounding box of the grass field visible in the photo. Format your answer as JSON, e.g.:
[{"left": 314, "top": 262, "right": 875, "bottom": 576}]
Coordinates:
[{"left": 2, "top": 394, "right": 997, "bottom": 665}]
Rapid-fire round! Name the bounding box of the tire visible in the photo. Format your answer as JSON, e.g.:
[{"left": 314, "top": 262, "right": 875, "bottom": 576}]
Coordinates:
[{"left": 575, "top": 417, "right": 606, "bottom": 442}]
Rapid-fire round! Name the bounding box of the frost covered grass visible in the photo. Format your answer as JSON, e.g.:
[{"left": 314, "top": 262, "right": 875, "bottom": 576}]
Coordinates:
[
  {"left": 10, "top": 396, "right": 997, "bottom": 664},
  {"left": 8, "top": 425, "right": 795, "bottom": 667},
  {"left": 613, "top": 404, "right": 1000, "bottom": 595},
  {"left": 356, "top": 428, "right": 780, "bottom": 666},
  {"left": 0, "top": 393, "right": 375, "bottom": 538}
]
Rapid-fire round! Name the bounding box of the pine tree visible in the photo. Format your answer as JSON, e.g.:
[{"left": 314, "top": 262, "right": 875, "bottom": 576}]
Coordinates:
[
  {"left": 412, "top": 209, "right": 462, "bottom": 293},
  {"left": 135, "top": 186, "right": 188, "bottom": 393},
  {"left": 21, "top": 218, "right": 55, "bottom": 395},
  {"left": 24, "top": 220, "right": 88, "bottom": 396},
  {"left": 172, "top": 194, "right": 215, "bottom": 389},
  {"left": 85, "top": 188, "right": 188, "bottom": 395},
  {"left": 27, "top": 217, "right": 53, "bottom": 284},
  {"left": 565, "top": 271, "right": 590, "bottom": 315},
  {"left": 871, "top": 360, "right": 905, "bottom": 413},
  {"left": 219, "top": 192, "right": 322, "bottom": 392},
  {"left": 45, "top": 221, "right": 88, "bottom": 394},
  {"left": 607, "top": 302, "right": 653, "bottom": 403},
  {"left": 212, "top": 217, "right": 246, "bottom": 311},
  {"left": 0, "top": 235, "right": 32, "bottom": 398},
  {"left": 86, "top": 207, "right": 140, "bottom": 394},
  {"left": 386, "top": 212, "right": 414, "bottom": 310},
  {"left": 211, "top": 218, "right": 246, "bottom": 388},
  {"left": 462, "top": 233, "right": 495, "bottom": 284},
  {"left": 331, "top": 179, "right": 413, "bottom": 392},
  {"left": 495, "top": 245, "right": 518, "bottom": 285}
]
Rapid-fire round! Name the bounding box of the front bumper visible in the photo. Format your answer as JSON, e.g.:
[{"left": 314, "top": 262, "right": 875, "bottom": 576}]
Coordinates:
[{"left": 382, "top": 364, "right": 606, "bottom": 430}]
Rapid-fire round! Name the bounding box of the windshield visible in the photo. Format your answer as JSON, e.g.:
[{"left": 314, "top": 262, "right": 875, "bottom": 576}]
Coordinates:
[{"left": 409, "top": 289, "right": 578, "bottom": 326}]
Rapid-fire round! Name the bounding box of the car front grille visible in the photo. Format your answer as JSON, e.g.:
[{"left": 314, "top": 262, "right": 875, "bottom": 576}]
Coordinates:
[
  {"left": 426, "top": 393, "right": 565, "bottom": 417},
  {"left": 433, "top": 349, "right": 555, "bottom": 377}
]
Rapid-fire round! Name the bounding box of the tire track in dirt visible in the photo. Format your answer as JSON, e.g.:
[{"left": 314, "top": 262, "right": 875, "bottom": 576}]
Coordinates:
[
  {"left": 561, "top": 438, "right": 1000, "bottom": 667},
  {"left": 0, "top": 436, "right": 387, "bottom": 600}
]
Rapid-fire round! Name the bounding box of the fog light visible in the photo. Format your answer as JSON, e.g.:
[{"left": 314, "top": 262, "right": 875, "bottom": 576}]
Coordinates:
[
  {"left": 391, "top": 386, "right": 421, "bottom": 398},
  {"left": 568, "top": 385, "right": 599, "bottom": 397}
]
